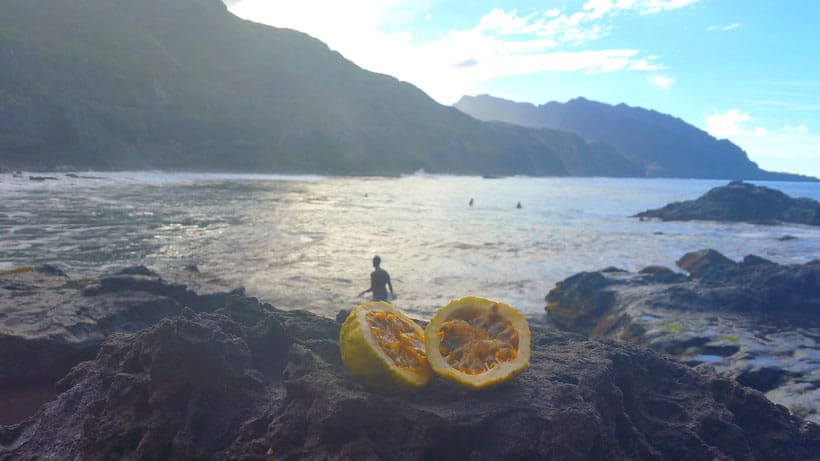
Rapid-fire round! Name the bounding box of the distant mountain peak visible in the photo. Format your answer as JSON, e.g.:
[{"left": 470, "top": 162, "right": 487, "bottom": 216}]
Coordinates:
[{"left": 455, "top": 94, "right": 814, "bottom": 181}]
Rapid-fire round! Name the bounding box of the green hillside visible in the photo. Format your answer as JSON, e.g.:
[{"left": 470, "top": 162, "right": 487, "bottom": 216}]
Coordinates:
[{"left": 0, "top": 0, "right": 638, "bottom": 176}]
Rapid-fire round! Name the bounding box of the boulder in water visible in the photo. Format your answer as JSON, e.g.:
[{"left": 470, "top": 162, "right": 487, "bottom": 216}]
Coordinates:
[{"left": 634, "top": 180, "right": 820, "bottom": 226}]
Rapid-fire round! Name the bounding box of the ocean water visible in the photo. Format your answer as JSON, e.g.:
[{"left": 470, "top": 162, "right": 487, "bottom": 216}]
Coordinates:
[{"left": 1, "top": 172, "right": 818, "bottom": 319}]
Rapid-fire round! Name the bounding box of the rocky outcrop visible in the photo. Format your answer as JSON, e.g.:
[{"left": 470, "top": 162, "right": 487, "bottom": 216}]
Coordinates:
[
  {"left": 546, "top": 249, "right": 820, "bottom": 423},
  {"left": 2, "top": 281, "right": 818, "bottom": 460},
  {"left": 0, "top": 265, "right": 242, "bottom": 388},
  {"left": 1, "top": 268, "right": 819, "bottom": 459},
  {"left": 634, "top": 180, "right": 820, "bottom": 226}
]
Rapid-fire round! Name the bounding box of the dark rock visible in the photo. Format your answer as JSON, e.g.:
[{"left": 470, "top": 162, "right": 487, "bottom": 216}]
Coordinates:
[
  {"left": 544, "top": 271, "right": 619, "bottom": 332},
  {"left": 1, "top": 281, "right": 36, "bottom": 291},
  {"left": 113, "top": 266, "right": 158, "bottom": 277},
  {"left": 638, "top": 265, "right": 688, "bottom": 283},
  {"left": 601, "top": 266, "right": 628, "bottom": 273},
  {"left": 545, "top": 249, "right": 820, "bottom": 423},
  {"left": 741, "top": 254, "right": 776, "bottom": 266},
  {"left": 32, "top": 264, "right": 67, "bottom": 278},
  {"left": 634, "top": 181, "right": 820, "bottom": 226},
  {"left": 700, "top": 344, "right": 741, "bottom": 357},
  {"left": 736, "top": 368, "right": 791, "bottom": 393},
  {"left": 778, "top": 235, "right": 798, "bottom": 241},
  {"left": 2, "top": 293, "right": 818, "bottom": 460},
  {"left": 336, "top": 309, "right": 351, "bottom": 324},
  {"left": 0, "top": 268, "right": 242, "bottom": 388},
  {"left": 677, "top": 248, "right": 737, "bottom": 281}
]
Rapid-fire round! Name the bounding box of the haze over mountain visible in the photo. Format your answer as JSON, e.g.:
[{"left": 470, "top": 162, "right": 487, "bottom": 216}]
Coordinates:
[
  {"left": 455, "top": 95, "right": 813, "bottom": 181},
  {"left": 0, "top": 0, "right": 642, "bottom": 177}
]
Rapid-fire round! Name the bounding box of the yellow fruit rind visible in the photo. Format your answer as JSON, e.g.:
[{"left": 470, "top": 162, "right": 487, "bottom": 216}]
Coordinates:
[
  {"left": 339, "top": 302, "right": 432, "bottom": 393},
  {"left": 425, "top": 296, "right": 530, "bottom": 390}
]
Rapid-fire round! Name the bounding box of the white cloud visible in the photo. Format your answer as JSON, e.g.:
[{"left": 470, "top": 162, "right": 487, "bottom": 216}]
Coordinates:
[
  {"left": 544, "top": 8, "right": 562, "bottom": 18},
  {"left": 733, "top": 124, "right": 820, "bottom": 176},
  {"left": 639, "top": 0, "right": 700, "bottom": 15},
  {"left": 709, "top": 23, "right": 740, "bottom": 31},
  {"left": 649, "top": 74, "right": 675, "bottom": 89},
  {"left": 753, "top": 100, "right": 820, "bottom": 111},
  {"left": 227, "top": 0, "right": 699, "bottom": 103},
  {"left": 702, "top": 111, "right": 819, "bottom": 176},
  {"left": 705, "top": 109, "right": 755, "bottom": 137},
  {"left": 784, "top": 124, "right": 809, "bottom": 134}
]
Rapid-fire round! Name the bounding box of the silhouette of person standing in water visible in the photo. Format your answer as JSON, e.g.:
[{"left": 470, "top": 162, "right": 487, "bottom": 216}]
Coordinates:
[{"left": 359, "top": 255, "right": 394, "bottom": 302}]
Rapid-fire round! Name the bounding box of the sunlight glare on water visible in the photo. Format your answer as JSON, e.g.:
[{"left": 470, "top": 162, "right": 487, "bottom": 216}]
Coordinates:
[{"left": 1, "top": 172, "right": 818, "bottom": 319}]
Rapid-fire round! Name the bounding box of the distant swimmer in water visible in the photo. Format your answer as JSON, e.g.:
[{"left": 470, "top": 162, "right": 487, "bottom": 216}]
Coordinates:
[
  {"left": 469, "top": 198, "right": 474, "bottom": 206},
  {"left": 359, "top": 255, "right": 394, "bottom": 302},
  {"left": 516, "top": 201, "right": 522, "bottom": 209}
]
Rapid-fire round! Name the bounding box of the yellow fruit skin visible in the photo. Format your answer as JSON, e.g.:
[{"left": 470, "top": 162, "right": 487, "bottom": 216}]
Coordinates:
[
  {"left": 339, "top": 302, "right": 432, "bottom": 393},
  {"left": 425, "top": 296, "right": 531, "bottom": 390}
]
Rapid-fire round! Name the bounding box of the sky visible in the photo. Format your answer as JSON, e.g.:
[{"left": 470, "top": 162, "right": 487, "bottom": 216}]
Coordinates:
[{"left": 226, "top": 0, "right": 820, "bottom": 178}]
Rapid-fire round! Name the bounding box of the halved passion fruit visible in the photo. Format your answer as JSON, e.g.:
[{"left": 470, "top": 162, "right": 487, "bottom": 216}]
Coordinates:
[
  {"left": 339, "top": 302, "right": 432, "bottom": 392},
  {"left": 425, "top": 296, "right": 530, "bottom": 389}
]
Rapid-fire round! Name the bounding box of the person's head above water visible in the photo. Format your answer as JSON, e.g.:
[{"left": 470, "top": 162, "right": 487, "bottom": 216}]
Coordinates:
[{"left": 372, "top": 255, "right": 381, "bottom": 268}]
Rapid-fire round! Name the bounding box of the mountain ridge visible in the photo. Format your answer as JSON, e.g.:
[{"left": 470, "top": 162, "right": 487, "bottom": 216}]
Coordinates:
[
  {"left": 0, "top": 0, "right": 639, "bottom": 177},
  {"left": 455, "top": 94, "right": 815, "bottom": 181}
]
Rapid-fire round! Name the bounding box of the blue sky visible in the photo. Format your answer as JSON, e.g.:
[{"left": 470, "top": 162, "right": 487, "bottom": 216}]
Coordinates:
[{"left": 227, "top": 0, "right": 820, "bottom": 177}]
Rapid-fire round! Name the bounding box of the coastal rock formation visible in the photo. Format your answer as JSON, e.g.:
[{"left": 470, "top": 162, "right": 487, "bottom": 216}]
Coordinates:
[
  {"left": 2, "top": 280, "right": 819, "bottom": 460},
  {"left": 546, "top": 249, "right": 820, "bottom": 423},
  {"left": 634, "top": 180, "right": 820, "bottom": 226},
  {"left": 0, "top": 265, "right": 241, "bottom": 388}
]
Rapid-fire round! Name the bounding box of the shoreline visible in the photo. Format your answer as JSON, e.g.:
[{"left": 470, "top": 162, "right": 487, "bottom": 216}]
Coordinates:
[{"left": 2, "top": 264, "right": 817, "bottom": 459}]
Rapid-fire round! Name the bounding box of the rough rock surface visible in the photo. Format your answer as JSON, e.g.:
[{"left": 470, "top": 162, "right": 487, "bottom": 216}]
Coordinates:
[
  {"left": 0, "top": 265, "right": 242, "bottom": 388},
  {"left": 546, "top": 249, "right": 820, "bottom": 423},
  {"left": 634, "top": 180, "right": 820, "bottom": 226},
  {"left": 1, "top": 287, "right": 817, "bottom": 460}
]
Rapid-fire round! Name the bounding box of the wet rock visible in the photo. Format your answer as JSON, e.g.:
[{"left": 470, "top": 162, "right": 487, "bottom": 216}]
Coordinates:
[
  {"left": 634, "top": 180, "right": 820, "bottom": 226},
  {"left": 2, "top": 293, "right": 818, "bottom": 460},
  {"left": 544, "top": 272, "right": 617, "bottom": 333},
  {"left": 1, "top": 281, "right": 36, "bottom": 291},
  {"left": 113, "top": 266, "right": 157, "bottom": 277},
  {"left": 336, "top": 309, "right": 351, "bottom": 324},
  {"left": 676, "top": 249, "right": 737, "bottom": 281},
  {"left": 545, "top": 249, "right": 820, "bottom": 423},
  {"left": 638, "top": 265, "right": 688, "bottom": 283},
  {"left": 32, "top": 264, "right": 67, "bottom": 278},
  {"left": 737, "top": 368, "right": 791, "bottom": 393}
]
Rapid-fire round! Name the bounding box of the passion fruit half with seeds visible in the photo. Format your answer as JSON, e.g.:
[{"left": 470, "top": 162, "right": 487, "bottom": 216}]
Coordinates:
[
  {"left": 425, "top": 296, "right": 530, "bottom": 389},
  {"left": 339, "top": 302, "right": 433, "bottom": 392}
]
